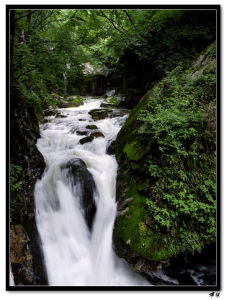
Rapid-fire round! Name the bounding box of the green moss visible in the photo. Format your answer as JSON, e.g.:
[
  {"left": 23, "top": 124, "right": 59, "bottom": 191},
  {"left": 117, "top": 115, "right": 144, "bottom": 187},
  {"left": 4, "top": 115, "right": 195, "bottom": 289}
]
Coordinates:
[
  {"left": 114, "top": 44, "right": 216, "bottom": 264},
  {"left": 86, "top": 124, "right": 98, "bottom": 130},
  {"left": 205, "top": 41, "right": 216, "bottom": 58},
  {"left": 114, "top": 180, "right": 179, "bottom": 261},
  {"left": 10, "top": 164, "right": 23, "bottom": 224},
  {"left": 123, "top": 141, "right": 143, "bottom": 161},
  {"left": 116, "top": 91, "right": 151, "bottom": 160},
  {"left": 71, "top": 96, "right": 83, "bottom": 107}
]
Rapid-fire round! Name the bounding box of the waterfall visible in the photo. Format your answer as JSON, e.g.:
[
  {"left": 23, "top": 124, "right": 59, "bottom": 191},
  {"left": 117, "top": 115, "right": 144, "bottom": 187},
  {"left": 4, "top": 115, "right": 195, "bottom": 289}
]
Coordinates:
[
  {"left": 10, "top": 266, "right": 15, "bottom": 286},
  {"left": 34, "top": 98, "right": 149, "bottom": 286}
]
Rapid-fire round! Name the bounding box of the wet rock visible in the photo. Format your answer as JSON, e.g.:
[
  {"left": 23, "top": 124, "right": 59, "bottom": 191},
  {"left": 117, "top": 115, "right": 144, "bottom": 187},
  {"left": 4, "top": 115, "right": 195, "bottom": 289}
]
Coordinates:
[
  {"left": 79, "top": 136, "right": 94, "bottom": 144},
  {"left": 90, "top": 131, "right": 105, "bottom": 138},
  {"left": 110, "top": 109, "right": 130, "bottom": 118},
  {"left": 89, "top": 109, "right": 112, "bottom": 120},
  {"left": 100, "top": 103, "right": 116, "bottom": 108},
  {"left": 89, "top": 108, "right": 129, "bottom": 120},
  {"left": 10, "top": 225, "right": 33, "bottom": 285},
  {"left": 76, "top": 130, "right": 88, "bottom": 136},
  {"left": 61, "top": 158, "right": 97, "bottom": 230},
  {"left": 58, "top": 100, "right": 75, "bottom": 108},
  {"left": 86, "top": 124, "right": 98, "bottom": 130},
  {"left": 43, "top": 108, "right": 57, "bottom": 116},
  {"left": 107, "top": 140, "right": 116, "bottom": 155},
  {"left": 56, "top": 113, "right": 67, "bottom": 118},
  {"left": 10, "top": 95, "right": 47, "bottom": 285}
]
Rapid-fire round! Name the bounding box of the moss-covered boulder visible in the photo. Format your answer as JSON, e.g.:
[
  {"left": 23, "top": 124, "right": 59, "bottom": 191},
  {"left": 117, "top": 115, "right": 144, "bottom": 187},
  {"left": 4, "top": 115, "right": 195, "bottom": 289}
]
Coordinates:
[
  {"left": 10, "top": 93, "right": 47, "bottom": 285},
  {"left": 79, "top": 136, "right": 94, "bottom": 144},
  {"left": 113, "top": 43, "right": 216, "bottom": 271},
  {"left": 86, "top": 124, "right": 98, "bottom": 130},
  {"left": 89, "top": 108, "right": 113, "bottom": 120},
  {"left": 90, "top": 131, "right": 105, "bottom": 138}
]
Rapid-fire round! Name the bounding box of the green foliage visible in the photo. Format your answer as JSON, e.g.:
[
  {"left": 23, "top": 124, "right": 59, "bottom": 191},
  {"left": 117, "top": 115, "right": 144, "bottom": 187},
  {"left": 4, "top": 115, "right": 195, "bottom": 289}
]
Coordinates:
[
  {"left": 115, "top": 45, "right": 216, "bottom": 259},
  {"left": 123, "top": 141, "right": 143, "bottom": 161},
  {"left": 10, "top": 164, "right": 23, "bottom": 224},
  {"left": 136, "top": 56, "right": 216, "bottom": 250}
]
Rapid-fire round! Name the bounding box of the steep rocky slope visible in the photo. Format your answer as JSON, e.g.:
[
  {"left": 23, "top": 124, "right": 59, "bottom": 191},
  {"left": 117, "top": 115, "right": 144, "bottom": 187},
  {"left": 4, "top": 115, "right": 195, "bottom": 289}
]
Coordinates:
[
  {"left": 10, "top": 93, "right": 47, "bottom": 285},
  {"left": 113, "top": 43, "right": 216, "bottom": 272}
]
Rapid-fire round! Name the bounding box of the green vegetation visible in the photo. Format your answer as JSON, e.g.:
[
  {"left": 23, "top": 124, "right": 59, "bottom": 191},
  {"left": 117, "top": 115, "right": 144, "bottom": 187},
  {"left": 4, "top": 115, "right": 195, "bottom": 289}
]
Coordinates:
[
  {"left": 10, "top": 164, "right": 23, "bottom": 224},
  {"left": 114, "top": 43, "right": 216, "bottom": 262},
  {"left": 86, "top": 124, "right": 98, "bottom": 130}
]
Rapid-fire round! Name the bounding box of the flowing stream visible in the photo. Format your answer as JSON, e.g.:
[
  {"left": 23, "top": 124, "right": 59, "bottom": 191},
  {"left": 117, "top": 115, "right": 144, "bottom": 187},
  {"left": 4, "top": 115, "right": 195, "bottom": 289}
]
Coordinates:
[{"left": 34, "top": 97, "right": 149, "bottom": 286}]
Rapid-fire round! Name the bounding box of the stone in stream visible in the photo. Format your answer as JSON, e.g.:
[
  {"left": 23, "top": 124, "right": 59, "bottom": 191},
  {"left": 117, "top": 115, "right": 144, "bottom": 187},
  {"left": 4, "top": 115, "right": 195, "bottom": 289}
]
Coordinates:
[
  {"left": 76, "top": 130, "right": 89, "bottom": 136},
  {"left": 79, "top": 136, "right": 94, "bottom": 144},
  {"left": 86, "top": 124, "right": 98, "bottom": 130},
  {"left": 56, "top": 113, "right": 67, "bottom": 118},
  {"left": 100, "top": 103, "right": 117, "bottom": 108},
  {"left": 60, "top": 158, "right": 97, "bottom": 230},
  {"left": 89, "top": 108, "right": 130, "bottom": 120},
  {"left": 88, "top": 108, "right": 112, "bottom": 120},
  {"left": 43, "top": 108, "right": 58, "bottom": 116},
  {"left": 107, "top": 140, "right": 116, "bottom": 155},
  {"left": 90, "top": 131, "right": 105, "bottom": 138}
]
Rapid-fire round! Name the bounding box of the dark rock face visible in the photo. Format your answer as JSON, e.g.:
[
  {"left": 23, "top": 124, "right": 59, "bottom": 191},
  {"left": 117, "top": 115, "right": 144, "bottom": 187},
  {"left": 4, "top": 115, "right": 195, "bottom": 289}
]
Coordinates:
[
  {"left": 79, "top": 136, "right": 94, "bottom": 144},
  {"left": 61, "top": 159, "right": 97, "bottom": 230},
  {"left": 76, "top": 130, "right": 89, "bottom": 136},
  {"left": 113, "top": 45, "right": 217, "bottom": 280},
  {"left": 10, "top": 95, "right": 47, "bottom": 285},
  {"left": 107, "top": 140, "right": 116, "bottom": 155},
  {"left": 90, "top": 131, "right": 105, "bottom": 138},
  {"left": 87, "top": 74, "right": 107, "bottom": 96}
]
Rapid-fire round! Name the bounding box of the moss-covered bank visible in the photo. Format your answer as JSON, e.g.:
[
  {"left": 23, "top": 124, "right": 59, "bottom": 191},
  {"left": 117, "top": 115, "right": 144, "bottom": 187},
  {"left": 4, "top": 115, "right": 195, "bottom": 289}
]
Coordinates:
[
  {"left": 10, "top": 91, "right": 47, "bottom": 285},
  {"left": 113, "top": 43, "right": 216, "bottom": 270}
]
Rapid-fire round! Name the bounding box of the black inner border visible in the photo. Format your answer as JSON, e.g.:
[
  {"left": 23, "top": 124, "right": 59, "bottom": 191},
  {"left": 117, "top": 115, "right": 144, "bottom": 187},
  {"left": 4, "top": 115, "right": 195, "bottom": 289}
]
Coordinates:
[{"left": 6, "top": 4, "right": 221, "bottom": 291}]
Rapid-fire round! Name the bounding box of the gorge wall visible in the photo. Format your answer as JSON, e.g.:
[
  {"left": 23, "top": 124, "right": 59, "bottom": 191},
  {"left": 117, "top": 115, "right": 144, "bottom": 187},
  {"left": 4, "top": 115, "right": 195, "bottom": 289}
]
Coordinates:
[{"left": 113, "top": 42, "right": 216, "bottom": 273}]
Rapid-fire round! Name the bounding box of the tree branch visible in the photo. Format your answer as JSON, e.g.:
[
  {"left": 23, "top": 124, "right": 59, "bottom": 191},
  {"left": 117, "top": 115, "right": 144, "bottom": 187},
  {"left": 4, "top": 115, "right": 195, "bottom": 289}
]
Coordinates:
[
  {"left": 13, "top": 10, "right": 37, "bottom": 24},
  {"left": 123, "top": 10, "right": 145, "bottom": 39},
  {"left": 99, "top": 11, "right": 125, "bottom": 34}
]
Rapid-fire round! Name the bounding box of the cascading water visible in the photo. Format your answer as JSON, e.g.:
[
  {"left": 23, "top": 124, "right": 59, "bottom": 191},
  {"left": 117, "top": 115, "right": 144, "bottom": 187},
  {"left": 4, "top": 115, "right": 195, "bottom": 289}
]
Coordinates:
[{"left": 34, "top": 98, "right": 149, "bottom": 286}]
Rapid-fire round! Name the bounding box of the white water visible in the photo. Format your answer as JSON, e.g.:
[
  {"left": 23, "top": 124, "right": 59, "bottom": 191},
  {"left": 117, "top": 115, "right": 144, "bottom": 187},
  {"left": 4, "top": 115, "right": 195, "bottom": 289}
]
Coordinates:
[
  {"left": 35, "top": 98, "right": 149, "bottom": 286},
  {"left": 10, "top": 266, "right": 15, "bottom": 286}
]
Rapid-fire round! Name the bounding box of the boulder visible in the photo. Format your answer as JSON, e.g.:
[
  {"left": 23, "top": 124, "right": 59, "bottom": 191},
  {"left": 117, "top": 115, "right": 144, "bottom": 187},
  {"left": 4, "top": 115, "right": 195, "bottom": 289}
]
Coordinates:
[
  {"left": 76, "top": 130, "right": 88, "bottom": 136},
  {"left": 90, "top": 131, "right": 105, "bottom": 138},
  {"left": 89, "top": 109, "right": 112, "bottom": 120},
  {"left": 58, "top": 101, "right": 75, "bottom": 108},
  {"left": 113, "top": 45, "right": 217, "bottom": 273},
  {"left": 86, "top": 124, "right": 98, "bottom": 130},
  {"left": 89, "top": 108, "right": 129, "bottom": 120},
  {"left": 79, "top": 136, "right": 94, "bottom": 144},
  {"left": 100, "top": 103, "right": 116, "bottom": 108},
  {"left": 56, "top": 113, "right": 67, "bottom": 118},
  {"left": 107, "top": 140, "right": 116, "bottom": 155},
  {"left": 61, "top": 158, "right": 97, "bottom": 230},
  {"left": 43, "top": 108, "right": 57, "bottom": 116}
]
